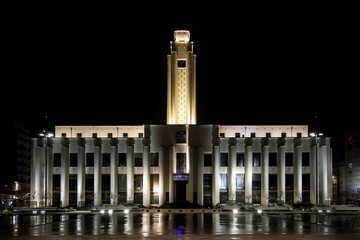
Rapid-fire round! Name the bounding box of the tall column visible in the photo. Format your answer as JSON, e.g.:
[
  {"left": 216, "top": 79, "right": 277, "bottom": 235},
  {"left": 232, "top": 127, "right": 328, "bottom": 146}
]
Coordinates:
[
  {"left": 310, "top": 142, "right": 317, "bottom": 205},
  {"left": 34, "top": 140, "right": 44, "bottom": 207},
  {"left": 46, "top": 142, "right": 53, "bottom": 207},
  {"left": 294, "top": 144, "right": 303, "bottom": 204},
  {"left": 93, "top": 139, "right": 102, "bottom": 206},
  {"left": 61, "top": 139, "right": 69, "bottom": 207},
  {"left": 319, "top": 143, "right": 328, "bottom": 204},
  {"left": 126, "top": 138, "right": 134, "bottom": 203},
  {"left": 186, "top": 146, "right": 194, "bottom": 203},
  {"left": 169, "top": 146, "right": 175, "bottom": 203},
  {"left": 212, "top": 145, "right": 220, "bottom": 206},
  {"left": 159, "top": 146, "right": 165, "bottom": 206},
  {"left": 143, "top": 145, "right": 150, "bottom": 207},
  {"left": 30, "top": 138, "right": 37, "bottom": 206},
  {"left": 245, "top": 140, "right": 253, "bottom": 204},
  {"left": 277, "top": 141, "right": 286, "bottom": 203},
  {"left": 228, "top": 138, "right": 237, "bottom": 201},
  {"left": 261, "top": 139, "right": 269, "bottom": 206},
  {"left": 197, "top": 146, "right": 204, "bottom": 206},
  {"left": 110, "top": 139, "right": 118, "bottom": 206},
  {"left": 77, "top": 139, "right": 85, "bottom": 207}
]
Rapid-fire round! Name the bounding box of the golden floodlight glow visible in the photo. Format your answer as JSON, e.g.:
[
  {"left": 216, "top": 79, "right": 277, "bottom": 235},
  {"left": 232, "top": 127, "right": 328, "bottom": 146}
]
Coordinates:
[{"left": 174, "top": 30, "right": 190, "bottom": 42}]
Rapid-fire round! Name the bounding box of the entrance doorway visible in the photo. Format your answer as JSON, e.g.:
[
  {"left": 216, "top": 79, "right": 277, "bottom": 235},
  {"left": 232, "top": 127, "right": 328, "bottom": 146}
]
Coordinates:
[{"left": 175, "top": 181, "right": 186, "bottom": 201}]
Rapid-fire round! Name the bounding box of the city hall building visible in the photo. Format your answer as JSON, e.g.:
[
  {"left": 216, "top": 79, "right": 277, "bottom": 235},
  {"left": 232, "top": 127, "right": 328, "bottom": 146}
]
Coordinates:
[{"left": 31, "top": 31, "right": 333, "bottom": 208}]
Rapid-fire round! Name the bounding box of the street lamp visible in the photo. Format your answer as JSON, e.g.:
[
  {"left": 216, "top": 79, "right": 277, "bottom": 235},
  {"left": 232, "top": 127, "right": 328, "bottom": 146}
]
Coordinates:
[
  {"left": 310, "top": 131, "right": 323, "bottom": 206},
  {"left": 39, "top": 130, "right": 53, "bottom": 207}
]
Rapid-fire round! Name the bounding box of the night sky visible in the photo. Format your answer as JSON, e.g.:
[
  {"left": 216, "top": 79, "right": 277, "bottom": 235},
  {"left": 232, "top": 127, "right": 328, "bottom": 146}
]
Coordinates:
[{"left": 4, "top": 7, "right": 359, "bottom": 165}]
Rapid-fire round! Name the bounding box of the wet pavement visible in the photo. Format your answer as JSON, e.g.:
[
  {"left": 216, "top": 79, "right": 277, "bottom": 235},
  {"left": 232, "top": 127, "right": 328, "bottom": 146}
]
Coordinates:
[{"left": 0, "top": 212, "right": 359, "bottom": 239}]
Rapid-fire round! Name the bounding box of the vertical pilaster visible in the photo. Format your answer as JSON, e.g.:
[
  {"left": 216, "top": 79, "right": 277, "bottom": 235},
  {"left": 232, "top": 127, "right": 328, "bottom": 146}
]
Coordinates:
[
  {"left": 143, "top": 145, "right": 150, "bottom": 207},
  {"left": 93, "top": 139, "right": 102, "bottom": 206},
  {"left": 30, "top": 138, "right": 37, "bottom": 206},
  {"left": 110, "top": 139, "right": 118, "bottom": 206},
  {"left": 34, "top": 141, "right": 44, "bottom": 206},
  {"left": 46, "top": 142, "right": 53, "bottom": 207},
  {"left": 245, "top": 139, "right": 253, "bottom": 204},
  {"left": 310, "top": 142, "right": 317, "bottom": 205},
  {"left": 197, "top": 146, "right": 204, "bottom": 206},
  {"left": 294, "top": 144, "right": 303, "bottom": 204},
  {"left": 261, "top": 139, "right": 269, "bottom": 206},
  {"left": 319, "top": 143, "right": 328, "bottom": 204},
  {"left": 277, "top": 142, "right": 286, "bottom": 203},
  {"left": 212, "top": 145, "right": 220, "bottom": 206},
  {"left": 61, "top": 139, "right": 69, "bottom": 207},
  {"left": 228, "top": 138, "right": 237, "bottom": 201},
  {"left": 186, "top": 146, "right": 194, "bottom": 203},
  {"left": 126, "top": 138, "right": 134, "bottom": 203},
  {"left": 159, "top": 146, "right": 165, "bottom": 206},
  {"left": 77, "top": 139, "right": 85, "bottom": 207},
  {"left": 169, "top": 146, "right": 175, "bottom": 203}
]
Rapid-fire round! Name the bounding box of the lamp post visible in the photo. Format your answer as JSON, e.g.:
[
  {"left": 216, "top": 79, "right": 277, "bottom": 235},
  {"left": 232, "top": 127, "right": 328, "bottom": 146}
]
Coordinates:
[
  {"left": 39, "top": 130, "right": 53, "bottom": 207},
  {"left": 310, "top": 131, "right": 323, "bottom": 206}
]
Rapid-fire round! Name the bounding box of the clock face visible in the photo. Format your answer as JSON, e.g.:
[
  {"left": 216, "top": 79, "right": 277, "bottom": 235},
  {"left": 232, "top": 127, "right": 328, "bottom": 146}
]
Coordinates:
[{"left": 178, "top": 60, "right": 186, "bottom": 68}]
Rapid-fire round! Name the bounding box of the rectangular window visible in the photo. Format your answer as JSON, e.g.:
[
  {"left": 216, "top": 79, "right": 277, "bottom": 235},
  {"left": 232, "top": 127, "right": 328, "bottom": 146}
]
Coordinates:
[
  {"left": 302, "top": 152, "right": 310, "bottom": 166},
  {"left": 220, "top": 153, "right": 228, "bottom": 166},
  {"left": 135, "top": 153, "right": 143, "bottom": 167},
  {"left": 235, "top": 132, "right": 241, "bottom": 138},
  {"left": 220, "top": 133, "right": 225, "bottom": 138},
  {"left": 269, "top": 174, "right": 277, "bottom": 190},
  {"left": 220, "top": 174, "right": 228, "bottom": 189},
  {"left": 108, "top": 133, "right": 113, "bottom": 138},
  {"left": 236, "top": 153, "right": 244, "bottom": 167},
  {"left": 281, "top": 133, "right": 287, "bottom": 138},
  {"left": 134, "top": 174, "right": 143, "bottom": 190},
  {"left": 92, "top": 133, "right": 97, "bottom": 138},
  {"left": 251, "top": 132, "right": 256, "bottom": 138},
  {"left": 203, "top": 174, "right": 212, "bottom": 195},
  {"left": 252, "top": 174, "right": 261, "bottom": 190},
  {"left": 119, "top": 153, "right": 126, "bottom": 167},
  {"left": 123, "top": 133, "right": 128, "bottom": 138},
  {"left": 102, "top": 174, "right": 110, "bottom": 190},
  {"left": 176, "top": 153, "right": 186, "bottom": 173},
  {"left": 53, "top": 153, "right": 61, "bottom": 167},
  {"left": 70, "top": 153, "right": 78, "bottom": 167},
  {"left": 151, "top": 152, "right": 159, "bottom": 167},
  {"left": 118, "top": 174, "right": 127, "bottom": 196},
  {"left": 285, "top": 153, "right": 293, "bottom": 166},
  {"left": 253, "top": 153, "right": 261, "bottom": 167},
  {"left": 86, "top": 153, "right": 94, "bottom": 167},
  {"left": 77, "top": 133, "right": 82, "bottom": 138},
  {"left": 266, "top": 132, "right": 271, "bottom": 138},
  {"left": 178, "top": 60, "right": 186, "bottom": 68},
  {"left": 53, "top": 174, "right": 60, "bottom": 190},
  {"left": 102, "top": 153, "right": 111, "bottom": 167},
  {"left": 269, "top": 152, "right": 277, "bottom": 166},
  {"left": 204, "top": 154, "right": 212, "bottom": 166},
  {"left": 302, "top": 174, "right": 310, "bottom": 190},
  {"left": 297, "top": 132, "right": 302, "bottom": 138},
  {"left": 85, "top": 174, "right": 94, "bottom": 191},
  {"left": 69, "top": 174, "right": 77, "bottom": 190},
  {"left": 286, "top": 174, "right": 294, "bottom": 190},
  {"left": 236, "top": 174, "right": 245, "bottom": 190},
  {"left": 138, "top": 133, "right": 144, "bottom": 138},
  {"left": 61, "top": 133, "right": 66, "bottom": 138}
]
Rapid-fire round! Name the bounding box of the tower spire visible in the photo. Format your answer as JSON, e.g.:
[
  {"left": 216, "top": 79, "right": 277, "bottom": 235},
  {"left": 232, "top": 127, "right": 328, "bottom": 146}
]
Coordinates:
[{"left": 167, "top": 30, "right": 197, "bottom": 125}]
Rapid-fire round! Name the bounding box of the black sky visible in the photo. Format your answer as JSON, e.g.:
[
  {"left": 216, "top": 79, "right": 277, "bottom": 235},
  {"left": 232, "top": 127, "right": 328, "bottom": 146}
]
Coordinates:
[{"left": 4, "top": 6, "right": 359, "bottom": 163}]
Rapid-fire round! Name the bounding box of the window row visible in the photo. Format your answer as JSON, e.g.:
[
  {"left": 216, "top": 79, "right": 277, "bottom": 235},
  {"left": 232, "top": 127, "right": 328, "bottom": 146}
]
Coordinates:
[
  {"left": 219, "top": 132, "right": 303, "bottom": 138},
  {"left": 53, "top": 152, "right": 159, "bottom": 167},
  {"left": 219, "top": 173, "right": 311, "bottom": 191},
  {"left": 60, "top": 132, "right": 144, "bottom": 138},
  {"left": 204, "top": 152, "right": 310, "bottom": 167}
]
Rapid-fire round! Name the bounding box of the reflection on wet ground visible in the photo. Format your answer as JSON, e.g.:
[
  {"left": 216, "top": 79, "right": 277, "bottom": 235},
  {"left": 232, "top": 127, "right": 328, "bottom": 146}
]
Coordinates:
[{"left": 0, "top": 212, "right": 359, "bottom": 238}]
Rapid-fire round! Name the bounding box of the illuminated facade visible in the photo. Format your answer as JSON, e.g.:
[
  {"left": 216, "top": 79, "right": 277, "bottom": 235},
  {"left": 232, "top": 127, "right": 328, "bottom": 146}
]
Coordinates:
[{"left": 31, "top": 31, "right": 333, "bottom": 208}]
